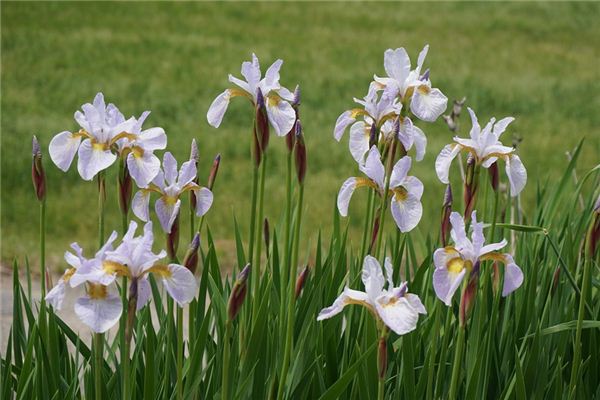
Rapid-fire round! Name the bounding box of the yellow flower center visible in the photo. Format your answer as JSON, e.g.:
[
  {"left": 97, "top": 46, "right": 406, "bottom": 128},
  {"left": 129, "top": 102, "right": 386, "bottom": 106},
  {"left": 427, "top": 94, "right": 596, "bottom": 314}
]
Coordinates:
[
  {"left": 391, "top": 187, "right": 408, "bottom": 202},
  {"left": 102, "top": 261, "right": 130, "bottom": 277},
  {"left": 63, "top": 268, "right": 77, "bottom": 282},
  {"left": 164, "top": 195, "right": 178, "bottom": 206},
  {"left": 92, "top": 141, "right": 109, "bottom": 151},
  {"left": 146, "top": 264, "right": 173, "bottom": 278},
  {"left": 447, "top": 257, "right": 473, "bottom": 274},
  {"left": 355, "top": 177, "right": 380, "bottom": 191},
  {"left": 131, "top": 145, "right": 144, "bottom": 158},
  {"left": 88, "top": 283, "right": 108, "bottom": 300}
]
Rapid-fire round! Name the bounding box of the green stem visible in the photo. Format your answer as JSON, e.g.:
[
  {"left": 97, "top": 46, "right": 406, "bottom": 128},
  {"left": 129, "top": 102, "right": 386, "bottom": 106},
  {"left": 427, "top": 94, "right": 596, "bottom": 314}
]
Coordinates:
[
  {"left": 40, "top": 199, "right": 46, "bottom": 298},
  {"left": 176, "top": 306, "right": 184, "bottom": 400},
  {"left": 377, "top": 330, "right": 387, "bottom": 400},
  {"left": 360, "top": 190, "right": 375, "bottom": 259},
  {"left": 277, "top": 183, "right": 304, "bottom": 400},
  {"left": 248, "top": 165, "right": 259, "bottom": 266},
  {"left": 252, "top": 155, "right": 267, "bottom": 319},
  {"left": 164, "top": 297, "right": 173, "bottom": 396},
  {"left": 448, "top": 324, "right": 465, "bottom": 400},
  {"left": 120, "top": 212, "right": 129, "bottom": 400},
  {"left": 221, "top": 320, "right": 232, "bottom": 400},
  {"left": 374, "top": 137, "right": 397, "bottom": 258},
  {"left": 280, "top": 152, "right": 293, "bottom": 340},
  {"left": 95, "top": 172, "right": 105, "bottom": 400},
  {"left": 568, "top": 223, "right": 594, "bottom": 398}
]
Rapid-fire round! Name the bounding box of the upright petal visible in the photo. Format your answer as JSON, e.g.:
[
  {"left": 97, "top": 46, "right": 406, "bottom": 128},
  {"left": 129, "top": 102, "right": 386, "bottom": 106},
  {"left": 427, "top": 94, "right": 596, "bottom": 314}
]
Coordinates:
[
  {"left": 505, "top": 154, "right": 527, "bottom": 196},
  {"left": 470, "top": 211, "right": 485, "bottom": 256},
  {"left": 390, "top": 191, "right": 423, "bottom": 232},
  {"left": 449, "top": 212, "right": 469, "bottom": 249},
  {"left": 349, "top": 121, "right": 370, "bottom": 163},
  {"left": 127, "top": 151, "right": 160, "bottom": 188},
  {"left": 375, "top": 297, "right": 419, "bottom": 335},
  {"left": 390, "top": 156, "right": 412, "bottom": 188},
  {"left": 480, "top": 239, "right": 508, "bottom": 255},
  {"left": 435, "top": 144, "right": 461, "bottom": 184},
  {"left": 155, "top": 197, "right": 181, "bottom": 233},
  {"left": 402, "top": 176, "right": 424, "bottom": 200},
  {"left": 492, "top": 117, "right": 515, "bottom": 138},
  {"left": 206, "top": 90, "right": 231, "bottom": 128},
  {"left": 162, "top": 152, "right": 178, "bottom": 186},
  {"left": 132, "top": 191, "right": 151, "bottom": 222},
  {"left": 410, "top": 86, "right": 447, "bottom": 122},
  {"left": 194, "top": 187, "right": 213, "bottom": 217},
  {"left": 74, "top": 290, "right": 122, "bottom": 333},
  {"left": 502, "top": 254, "right": 524, "bottom": 296},
  {"left": 139, "top": 127, "right": 167, "bottom": 151},
  {"left": 228, "top": 74, "right": 250, "bottom": 93},
  {"left": 161, "top": 264, "right": 198, "bottom": 307},
  {"left": 433, "top": 266, "right": 466, "bottom": 306},
  {"left": 467, "top": 107, "right": 481, "bottom": 141},
  {"left": 383, "top": 48, "right": 411, "bottom": 82},
  {"left": 178, "top": 159, "right": 197, "bottom": 187},
  {"left": 241, "top": 54, "right": 261, "bottom": 94},
  {"left": 77, "top": 140, "right": 117, "bottom": 181},
  {"left": 384, "top": 257, "right": 394, "bottom": 288},
  {"left": 360, "top": 146, "right": 385, "bottom": 189},
  {"left": 362, "top": 255, "right": 385, "bottom": 299},
  {"left": 49, "top": 131, "right": 82, "bottom": 172},
  {"left": 337, "top": 177, "right": 358, "bottom": 217},
  {"left": 333, "top": 111, "right": 356, "bottom": 142},
  {"left": 415, "top": 44, "right": 429, "bottom": 75},
  {"left": 266, "top": 96, "right": 295, "bottom": 136},
  {"left": 262, "top": 59, "right": 283, "bottom": 91}
]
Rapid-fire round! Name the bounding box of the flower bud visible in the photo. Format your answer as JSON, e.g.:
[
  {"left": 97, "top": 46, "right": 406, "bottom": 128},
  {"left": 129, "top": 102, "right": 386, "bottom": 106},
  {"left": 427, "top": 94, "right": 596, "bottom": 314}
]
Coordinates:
[
  {"left": 369, "top": 123, "right": 378, "bottom": 148},
  {"left": 31, "top": 136, "right": 46, "bottom": 201},
  {"left": 207, "top": 153, "right": 221, "bottom": 191},
  {"left": 263, "top": 218, "right": 270, "bottom": 253},
  {"left": 125, "top": 278, "right": 138, "bottom": 347},
  {"left": 295, "top": 265, "right": 309, "bottom": 299},
  {"left": 440, "top": 185, "right": 453, "bottom": 246},
  {"left": 285, "top": 86, "right": 301, "bottom": 153},
  {"left": 292, "top": 85, "right": 301, "bottom": 109},
  {"left": 183, "top": 233, "right": 201, "bottom": 275},
  {"left": 488, "top": 161, "right": 499, "bottom": 192},
  {"left": 463, "top": 154, "right": 479, "bottom": 220},
  {"left": 228, "top": 264, "right": 251, "bottom": 321},
  {"left": 459, "top": 266, "right": 478, "bottom": 327},
  {"left": 377, "top": 336, "right": 387, "bottom": 380},
  {"left": 491, "top": 261, "right": 501, "bottom": 295},
  {"left": 167, "top": 213, "right": 180, "bottom": 261},
  {"left": 369, "top": 210, "right": 381, "bottom": 253},
  {"left": 256, "top": 88, "right": 270, "bottom": 152},
  {"left": 190, "top": 139, "right": 200, "bottom": 210},
  {"left": 590, "top": 195, "right": 600, "bottom": 256},
  {"left": 118, "top": 158, "right": 133, "bottom": 216},
  {"left": 294, "top": 120, "right": 307, "bottom": 184}
]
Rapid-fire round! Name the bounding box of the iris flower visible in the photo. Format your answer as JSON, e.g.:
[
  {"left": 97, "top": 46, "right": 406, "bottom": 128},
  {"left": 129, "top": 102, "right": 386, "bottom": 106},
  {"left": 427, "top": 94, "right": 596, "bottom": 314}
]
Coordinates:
[
  {"left": 45, "top": 233, "right": 123, "bottom": 333},
  {"left": 317, "top": 255, "right": 426, "bottom": 335},
  {"left": 76, "top": 221, "right": 198, "bottom": 308},
  {"left": 373, "top": 45, "right": 448, "bottom": 123},
  {"left": 207, "top": 53, "right": 296, "bottom": 136},
  {"left": 337, "top": 146, "right": 423, "bottom": 232},
  {"left": 433, "top": 211, "right": 524, "bottom": 305},
  {"left": 435, "top": 107, "right": 527, "bottom": 196},
  {"left": 132, "top": 152, "right": 213, "bottom": 233},
  {"left": 49, "top": 93, "right": 167, "bottom": 185}
]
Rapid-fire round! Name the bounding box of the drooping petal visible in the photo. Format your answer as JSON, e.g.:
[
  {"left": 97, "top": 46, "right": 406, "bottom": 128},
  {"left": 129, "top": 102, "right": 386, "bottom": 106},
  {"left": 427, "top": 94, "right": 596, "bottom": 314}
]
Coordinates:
[
  {"left": 433, "top": 266, "right": 466, "bottom": 306},
  {"left": 402, "top": 176, "right": 424, "bottom": 200},
  {"left": 360, "top": 146, "right": 385, "bottom": 189},
  {"left": 228, "top": 74, "right": 250, "bottom": 93},
  {"left": 349, "top": 121, "right": 370, "bottom": 163},
  {"left": 77, "top": 139, "right": 117, "bottom": 181},
  {"left": 206, "top": 90, "right": 231, "bottom": 128},
  {"left": 375, "top": 296, "right": 419, "bottom": 335},
  {"left": 502, "top": 254, "right": 524, "bottom": 296},
  {"left": 132, "top": 191, "right": 151, "bottom": 222},
  {"left": 160, "top": 264, "right": 198, "bottom": 307},
  {"left": 337, "top": 177, "right": 358, "bottom": 217},
  {"left": 193, "top": 187, "right": 213, "bottom": 217},
  {"left": 136, "top": 277, "right": 152, "bottom": 310},
  {"left": 139, "top": 127, "right": 167, "bottom": 151},
  {"left": 45, "top": 280, "right": 66, "bottom": 310},
  {"left": 390, "top": 156, "right": 412, "bottom": 188},
  {"left": 49, "top": 131, "right": 81, "bottom": 172},
  {"left": 74, "top": 289, "right": 122, "bottom": 333},
  {"left": 333, "top": 111, "right": 356, "bottom": 142},
  {"left": 362, "top": 255, "right": 385, "bottom": 300},
  {"left": 266, "top": 96, "right": 296, "bottom": 136},
  {"left": 505, "top": 154, "right": 527, "bottom": 196},
  {"left": 433, "top": 247, "right": 460, "bottom": 270},
  {"left": 480, "top": 239, "right": 508, "bottom": 255},
  {"left": 411, "top": 124, "right": 427, "bottom": 161},
  {"left": 410, "top": 86, "right": 447, "bottom": 122},
  {"left": 405, "top": 293, "right": 427, "bottom": 314},
  {"left": 435, "top": 144, "right": 461, "bottom": 184},
  {"left": 383, "top": 48, "right": 411, "bottom": 83},
  {"left": 390, "top": 191, "right": 422, "bottom": 232},
  {"left": 155, "top": 197, "right": 181, "bottom": 233},
  {"left": 178, "top": 159, "right": 197, "bottom": 187},
  {"left": 316, "top": 287, "right": 368, "bottom": 321},
  {"left": 162, "top": 152, "right": 178, "bottom": 186},
  {"left": 127, "top": 151, "right": 161, "bottom": 188},
  {"left": 492, "top": 117, "right": 514, "bottom": 138}
]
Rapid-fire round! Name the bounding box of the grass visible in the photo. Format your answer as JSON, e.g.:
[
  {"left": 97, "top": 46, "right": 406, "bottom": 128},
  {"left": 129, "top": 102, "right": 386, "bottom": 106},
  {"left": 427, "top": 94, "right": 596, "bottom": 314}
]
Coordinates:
[{"left": 1, "top": 2, "right": 599, "bottom": 268}]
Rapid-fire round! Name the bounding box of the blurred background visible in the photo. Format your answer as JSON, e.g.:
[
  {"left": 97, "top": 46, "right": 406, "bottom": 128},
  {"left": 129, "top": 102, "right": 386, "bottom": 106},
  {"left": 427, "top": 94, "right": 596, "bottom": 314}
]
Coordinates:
[{"left": 1, "top": 2, "right": 599, "bottom": 272}]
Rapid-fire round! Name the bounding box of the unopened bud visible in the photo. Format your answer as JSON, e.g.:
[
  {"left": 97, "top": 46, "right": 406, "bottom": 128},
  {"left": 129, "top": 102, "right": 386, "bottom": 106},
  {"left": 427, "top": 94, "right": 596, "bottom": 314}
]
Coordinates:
[
  {"left": 295, "top": 266, "right": 310, "bottom": 299},
  {"left": 463, "top": 155, "right": 479, "bottom": 219},
  {"left": 190, "top": 138, "right": 199, "bottom": 163},
  {"left": 166, "top": 214, "right": 180, "bottom": 261},
  {"left": 369, "top": 123, "right": 378, "bottom": 148},
  {"left": 118, "top": 158, "right": 133, "bottom": 216},
  {"left": 294, "top": 120, "right": 307, "bottom": 184},
  {"left": 377, "top": 336, "right": 387, "bottom": 380},
  {"left": 488, "top": 161, "right": 499, "bottom": 192},
  {"left": 31, "top": 136, "right": 46, "bottom": 201},
  {"left": 255, "top": 88, "right": 270, "bottom": 152},
  {"left": 207, "top": 153, "right": 221, "bottom": 191},
  {"left": 459, "top": 266, "right": 478, "bottom": 327},
  {"left": 492, "top": 261, "right": 501, "bottom": 295},
  {"left": 183, "top": 233, "right": 201, "bottom": 274},
  {"left": 591, "top": 195, "right": 600, "bottom": 256},
  {"left": 292, "top": 85, "right": 301, "bottom": 109},
  {"left": 441, "top": 185, "right": 453, "bottom": 246},
  {"left": 228, "top": 264, "right": 251, "bottom": 321},
  {"left": 125, "top": 278, "right": 138, "bottom": 347},
  {"left": 263, "top": 218, "right": 270, "bottom": 252}
]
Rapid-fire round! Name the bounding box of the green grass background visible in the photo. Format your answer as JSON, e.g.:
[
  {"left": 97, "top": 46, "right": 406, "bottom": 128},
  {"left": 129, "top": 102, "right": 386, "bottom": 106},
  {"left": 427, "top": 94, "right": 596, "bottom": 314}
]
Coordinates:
[{"left": 1, "top": 2, "right": 598, "bottom": 269}]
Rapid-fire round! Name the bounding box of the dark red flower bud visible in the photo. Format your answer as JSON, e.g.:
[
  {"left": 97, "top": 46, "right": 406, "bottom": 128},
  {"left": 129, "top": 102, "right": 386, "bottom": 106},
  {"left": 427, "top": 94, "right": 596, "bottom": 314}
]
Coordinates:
[
  {"left": 492, "top": 261, "right": 501, "bottom": 295},
  {"left": 377, "top": 336, "right": 387, "bottom": 380},
  {"left": 294, "top": 120, "right": 307, "bottom": 184},
  {"left": 256, "top": 88, "right": 269, "bottom": 152},
  {"left": 183, "top": 233, "right": 201, "bottom": 274},
  {"left": 190, "top": 139, "right": 200, "bottom": 210},
  {"left": 369, "top": 123, "right": 378, "bottom": 148},
  {"left": 31, "top": 136, "right": 46, "bottom": 201},
  {"left": 118, "top": 158, "right": 133, "bottom": 216},
  {"left": 463, "top": 154, "right": 479, "bottom": 220},
  {"left": 295, "top": 265, "right": 310, "bottom": 299},
  {"left": 369, "top": 210, "right": 381, "bottom": 253},
  {"left": 459, "top": 266, "right": 478, "bottom": 327},
  {"left": 488, "top": 161, "right": 499, "bottom": 192},
  {"left": 590, "top": 197, "right": 600, "bottom": 256},
  {"left": 228, "top": 264, "right": 251, "bottom": 321},
  {"left": 441, "top": 185, "right": 453, "bottom": 246},
  {"left": 206, "top": 153, "right": 221, "bottom": 192},
  {"left": 551, "top": 266, "right": 561, "bottom": 297},
  {"left": 263, "top": 218, "right": 270, "bottom": 252},
  {"left": 166, "top": 213, "right": 180, "bottom": 261}
]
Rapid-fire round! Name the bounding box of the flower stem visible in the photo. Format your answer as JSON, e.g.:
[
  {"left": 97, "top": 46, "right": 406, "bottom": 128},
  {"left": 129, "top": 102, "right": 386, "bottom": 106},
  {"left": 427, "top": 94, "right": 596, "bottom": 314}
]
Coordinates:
[
  {"left": 248, "top": 165, "right": 259, "bottom": 267},
  {"left": 119, "top": 211, "right": 130, "bottom": 400},
  {"left": 360, "top": 190, "right": 375, "bottom": 259},
  {"left": 374, "top": 138, "right": 397, "bottom": 258},
  {"left": 221, "top": 320, "right": 232, "bottom": 400},
  {"left": 448, "top": 323, "right": 465, "bottom": 400},
  {"left": 176, "top": 306, "right": 184, "bottom": 400},
  {"left": 252, "top": 154, "right": 267, "bottom": 320},
  {"left": 95, "top": 172, "right": 105, "bottom": 400},
  {"left": 279, "top": 151, "right": 293, "bottom": 340},
  {"left": 277, "top": 183, "right": 304, "bottom": 400},
  {"left": 40, "top": 199, "right": 46, "bottom": 298}
]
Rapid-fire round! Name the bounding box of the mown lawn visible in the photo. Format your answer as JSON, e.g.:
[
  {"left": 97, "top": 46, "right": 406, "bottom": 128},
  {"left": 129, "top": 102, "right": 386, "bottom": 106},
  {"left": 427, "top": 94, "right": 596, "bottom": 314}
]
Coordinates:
[{"left": 1, "top": 2, "right": 599, "bottom": 268}]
